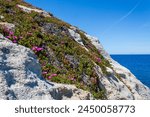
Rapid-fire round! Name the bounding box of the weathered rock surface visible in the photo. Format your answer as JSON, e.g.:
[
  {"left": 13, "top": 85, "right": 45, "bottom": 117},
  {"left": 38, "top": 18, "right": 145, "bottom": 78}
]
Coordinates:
[
  {"left": 68, "top": 29, "right": 89, "bottom": 51},
  {"left": 17, "top": 5, "right": 51, "bottom": 17},
  {"left": 85, "top": 34, "right": 110, "bottom": 58},
  {"left": 0, "top": 34, "right": 94, "bottom": 100},
  {"left": 41, "top": 23, "right": 70, "bottom": 37},
  {"left": 85, "top": 34, "right": 150, "bottom": 100},
  {"left": 0, "top": 22, "right": 15, "bottom": 31}
]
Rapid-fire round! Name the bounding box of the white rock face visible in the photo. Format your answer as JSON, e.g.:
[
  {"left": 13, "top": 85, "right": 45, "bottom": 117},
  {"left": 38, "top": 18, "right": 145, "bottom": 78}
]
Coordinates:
[
  {"left": 68, "top": 29, "right": 89, "bottom": 51},
  {"left": 85, "top": 34, "right": 110, "bottom": 58},
  {"left": 85, "top": 34, "right": 150, "bottom": 100},
  {"left": 17, "top": 5, "right": 51, "bottom": 17},
  {"left": 67, "top": 29, "right": 150, "bottom": 99},
  {"left": 94, "top": 64, "right": 134, "bottom": 99},
  {"left": 0, "top": 22, "right": 15, "bottom": 30},
  {"left": 0, "top": 34, "right": 93, "bottom": 100},
  {"left": 110, "top": 60, "right": 150, "bottom": 99}
]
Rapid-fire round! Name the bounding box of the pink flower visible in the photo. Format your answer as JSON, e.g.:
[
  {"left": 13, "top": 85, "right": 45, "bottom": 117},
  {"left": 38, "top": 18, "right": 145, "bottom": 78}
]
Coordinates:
[
  {"left": 47, "top": 74, "right": 57, "bottom": 80},
  {"left": 42, "top": 71, "right": 48, "bottom": 74},
  {"left": 51, "top": 74, "right": 57, "bottom": 77},
  {"left": 13, "top": 40, "right": 17, "bottom": 43},
  {"left": 9, "top": 31, "right": 14, "bottom": 35},
  {"left": 36, "top": 47, "right": 43, "bottom": 51},
  {"left": 6, "top": 36, "right": 11, "bottom": 39},
  {"left": 48, "top": 76, "right": 52, "bottom": 79},
  {"left": 96, "top": 57, "right": 101, "bottom": 63},
  {"left": 32, "top": 46, "right": 37, "bottom": 51},
  {"left": 32, "top": 46, "right": 43, "bottom": 52},
  {"left": 13, "top": 36, "right": 17, "bottom": 39}
]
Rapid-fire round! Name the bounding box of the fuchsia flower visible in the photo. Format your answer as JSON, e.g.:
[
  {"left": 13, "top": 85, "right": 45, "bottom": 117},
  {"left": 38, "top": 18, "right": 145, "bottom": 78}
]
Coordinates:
[
  {"left": 32, "top": 46, "right": 43, "bottom": 52},
  {"left": 4, "top": 29, "right": 22, "bottom": 44},
  {"left": 13, "top": 40, "right": 17, "bottom": 43},
  {"left": 13, "top": 36, "right": 17, "bottom": 39},
  {"left": 32, "top": 46, "right": 37, "bottom": 51},
  {"left": 36, "top": 47, "right": 43, "bottom": 51},
  {"left": 96, "top": 57, "right": 101, "bottom": 63},
  {"left": 51, "top": 74, "right": 57, "bottom": 77},
  {"left": 48, "top": 76, "right": 52, "bottom": 79},
  {"left": 9, "top": 31, "right": 14, "bottom": 35},
  {"left": 6, "top": 36, "right": 11, "bottom": 39},
  {"left": 42, "top": 71, "right": 48, "bottom": 74},
  {"left": 48, "top": 74, "right": 57, "bottom": 79}
]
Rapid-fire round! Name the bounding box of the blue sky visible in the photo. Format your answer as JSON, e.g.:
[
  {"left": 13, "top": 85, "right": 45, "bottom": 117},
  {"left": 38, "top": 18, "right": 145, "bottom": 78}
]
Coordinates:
[{"left": 25, "top": 0, "right": 150, "bottom": 54}]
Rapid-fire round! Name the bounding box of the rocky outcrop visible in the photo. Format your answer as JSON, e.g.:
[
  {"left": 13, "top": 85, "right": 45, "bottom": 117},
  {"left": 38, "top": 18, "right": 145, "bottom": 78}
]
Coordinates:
[
  {"left": 94, "top": 64, "right": 134, "bottom": 99},
  {"left": 109, "top": 60, "right": 150, "bottom": 99},
  {"left": 0, "top": 22, "right": 15, "bottom": 31},
  {"left": 68, "top": 29, "right": 89, "bottom": 51},
  {"left": 85, "top": 34, "right": 110, "bottom": 58},
  {"left": 17, "top": 5, "right": 51, "bottom": 17},
  {"left": 0, "top": 34, "right": 94, "bottom": 100},
  {"left": 41, "top": 23, "right": 70, "bottom": 37},
  {"left": 85, "top": 34, "right": 150, "bottom": 99}
]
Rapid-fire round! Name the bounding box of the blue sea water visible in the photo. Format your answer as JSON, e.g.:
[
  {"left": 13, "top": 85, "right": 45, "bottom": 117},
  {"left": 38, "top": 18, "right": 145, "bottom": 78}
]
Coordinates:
[{"left": 111, "top": 55, "right": 150, "bottom": 88}]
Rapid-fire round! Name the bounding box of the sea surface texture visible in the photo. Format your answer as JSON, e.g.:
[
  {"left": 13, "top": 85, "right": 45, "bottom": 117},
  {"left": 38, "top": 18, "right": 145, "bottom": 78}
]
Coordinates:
[{"left": 111, "top": 55, "right": 150, "bottom": 88}]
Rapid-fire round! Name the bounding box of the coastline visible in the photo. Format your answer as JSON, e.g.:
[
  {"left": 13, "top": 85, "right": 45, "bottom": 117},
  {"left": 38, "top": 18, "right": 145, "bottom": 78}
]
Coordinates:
[{"left": 111, "top": 54, "right": 150, "bottom": 88}]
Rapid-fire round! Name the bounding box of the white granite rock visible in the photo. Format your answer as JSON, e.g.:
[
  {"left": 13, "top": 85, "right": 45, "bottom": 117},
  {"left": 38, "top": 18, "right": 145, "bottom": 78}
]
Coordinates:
[
  {"left": 110, "top": 60, "right": 150, "bottom": 99},
  {"left": 85, "top": 34, "right": 110, "bottom": 58},
  {"left": 85, "top": 34, "right": 150, "bottom": 100},
  {"left": 17, "top": 5, "right": 51, "bottom": 17},
  {"left": 0, "top": 22, "right": 15, "bottom": 30},
  {"left": 68, "top": 29, "right": 89, "bottom": 51}
]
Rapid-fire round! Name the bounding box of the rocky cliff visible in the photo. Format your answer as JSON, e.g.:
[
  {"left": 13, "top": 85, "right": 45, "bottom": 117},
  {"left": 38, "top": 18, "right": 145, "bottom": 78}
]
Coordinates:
[{"left": 0, "top": 0, "right": 150, "bottom": 100}]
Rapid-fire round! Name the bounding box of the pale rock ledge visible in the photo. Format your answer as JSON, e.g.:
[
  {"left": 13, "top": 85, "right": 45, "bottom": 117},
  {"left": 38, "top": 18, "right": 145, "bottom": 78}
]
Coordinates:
[
  {"left": 0, "top": 22, "right": 15, "bottom": 31},
  {"left": 17, "top": 5, "right": 51, "bottom": 17}
]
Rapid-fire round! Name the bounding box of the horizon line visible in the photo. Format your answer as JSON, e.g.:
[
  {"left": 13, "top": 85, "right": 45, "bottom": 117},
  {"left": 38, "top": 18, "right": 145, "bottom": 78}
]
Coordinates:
[{"left": 110, "top": 53, "right": 150, "bottom": 55}]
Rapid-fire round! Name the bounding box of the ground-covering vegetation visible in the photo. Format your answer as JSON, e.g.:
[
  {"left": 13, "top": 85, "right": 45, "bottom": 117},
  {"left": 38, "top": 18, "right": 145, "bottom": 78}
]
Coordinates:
[{"left": 0, "top": 0, "right": 114, "bottom": 99}]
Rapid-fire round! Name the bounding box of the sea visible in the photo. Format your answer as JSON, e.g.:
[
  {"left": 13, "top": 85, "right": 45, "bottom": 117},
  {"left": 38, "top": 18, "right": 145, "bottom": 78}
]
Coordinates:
[{"left": 111, "top": 55, "right": 150, "bottom": 88}]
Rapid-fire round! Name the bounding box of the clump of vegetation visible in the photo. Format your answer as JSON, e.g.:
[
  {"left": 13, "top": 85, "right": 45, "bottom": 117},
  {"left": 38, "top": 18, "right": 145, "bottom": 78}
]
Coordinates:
[{"left": 0, "top": 0, "right": 113, "bottom": 99}]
